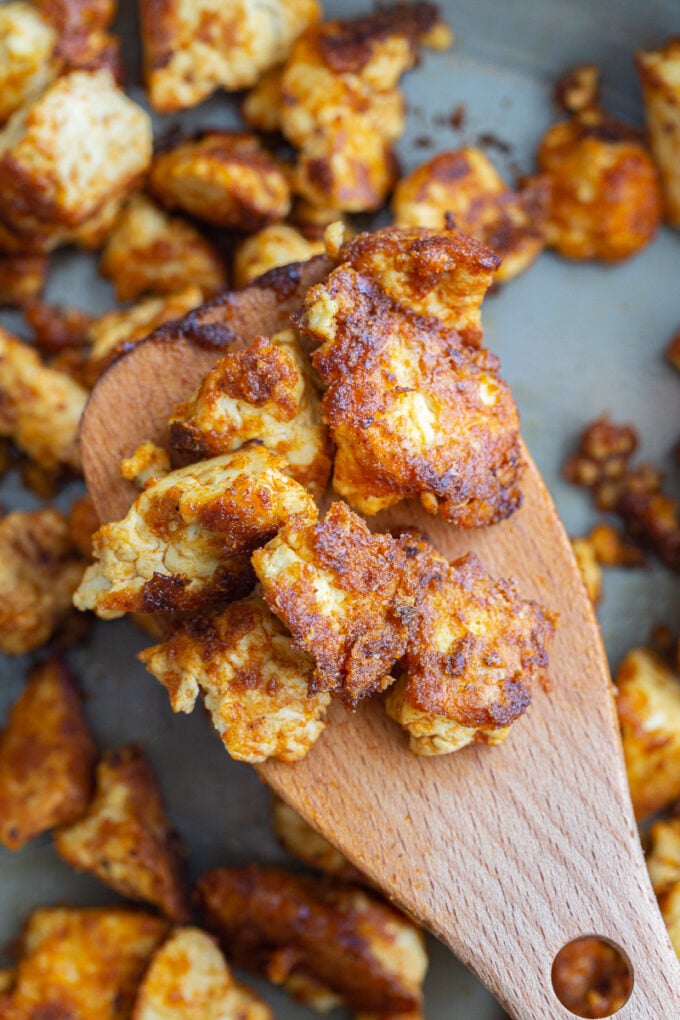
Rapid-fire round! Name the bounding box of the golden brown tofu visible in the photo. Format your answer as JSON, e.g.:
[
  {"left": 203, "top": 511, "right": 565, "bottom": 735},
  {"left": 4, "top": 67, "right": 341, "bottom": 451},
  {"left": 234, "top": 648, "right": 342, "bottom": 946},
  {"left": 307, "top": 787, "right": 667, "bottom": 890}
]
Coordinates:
[
  {"left": 0, "top": 509, "right": 85, "bottom": 655},
  {"left": 386, "top": 536, "right": 553, "bottom": 755},
  {"left": 536, "top": 108, "right": 662, "bottom": 261},
  {"left": 199, "top": 867, "right": 427, "bottom": 1015},
  {"left": 5, "top": 907, "right": 167, "bottom": 1019},
  {"left": 169, "top": 330, "right": 332, "bottom": 497},
  {"left": 0, "top": 2, "right": 58, "bottom": 125},
  {"left": 660, "top": 883, "right": 680, "bottom": 959},
  {"left": 0, "top": 254, "right": 47, "bottom": 307},
  {"left": 140, "top": 0, "right": 320, "bottom": 112},
  {"left": 272, "top": 797, "right": 364, "bottom": 883},
  {"left": 647, "top": 817, "right": 680, "bottom": 896},
  {"left": 100, "top": 195, "right": 227, "bottom": 302},
  {"left": 55, "top": 745, "right": 188, "bottom": 922},
  {"left": 571, "top": 536, "right": 603, "bottom": 605},
  {"left": 551, "top": 937, "right": 633, "bottom": 1019},
  {"left": 636, "top": 39, "right": 680, "bottom": 227},
  {"left": 393, "top": 148, "right": 547, "bottom": 283},
  {"left": 234, "top": 224, "right": 325, "bottom": 288},
  {"left": 34, "top": 0, "right": 121, "bottom": 79},
  {"left": 0, "top": 657, "right": 95, "bottom": 850},
  {"left": 554, "top": 64, "right": 600, "bottom": 115},
  {"left": 563, "top": 417, "right": 639, "bottom": 511},
  {"left": 150, "top": 133, "right": 291, "bottom": 232},
  {"left": 141, "top": 596, "right": 329, "bottom": 764},
  {"left": 616, "top": 647, "right": 680, "bottom": 820},
  {"left": 132, "top": 926, "right": 272, "bottom": 1020},
  {"left": 74, "top": 445, "right": 316, "bottom": 619},
  {"left": 252, "top": 501, "right": 415, "bottom": 705},
  {"left": 586, "top": 523, "right": 645, "bottom": 568},
  {"left": 121, "top": 441, "right": 172, "bottom": 491}
]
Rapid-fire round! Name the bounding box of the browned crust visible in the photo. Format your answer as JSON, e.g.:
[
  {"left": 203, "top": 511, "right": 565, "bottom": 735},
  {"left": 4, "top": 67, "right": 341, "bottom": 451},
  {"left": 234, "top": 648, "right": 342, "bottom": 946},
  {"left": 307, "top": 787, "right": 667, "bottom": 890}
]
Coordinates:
[{"left": 318, "top": 3, "right": 443, "bottom": 73}]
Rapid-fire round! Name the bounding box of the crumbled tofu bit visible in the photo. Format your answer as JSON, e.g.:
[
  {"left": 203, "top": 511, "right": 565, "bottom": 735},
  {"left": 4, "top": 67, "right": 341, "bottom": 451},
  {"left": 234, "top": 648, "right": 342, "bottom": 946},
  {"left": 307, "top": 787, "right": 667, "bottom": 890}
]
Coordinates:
[
  {"left": 34, "top": 0, "right": 121, "bottom": 79},
  {"left": 74, "top": 445, "right": 316, "bottom": 620},
  {"left": 132, "top": 926, "right": 272, "bottom": 1020},
  {"left": 636, "top": 40, "right": 680, "bottom": 227},
  {"left": 25, "top": 300, "right": 91, "bottom": 355},
  {"left": 169, "top": 330, "right": 332, "bottom": 498},
  {"left": 252, "top": 501, "right": 415, "bottom": 705},
  {"left": 554, "top": 64, "right": 600, "bottom": 114},
  {"left": 6, "top": 907, "right": 167, "bottom": 1020},
  {"left": 55, "top": 745, "right": 189, "bottom": 922},
  {"left": 0, "top": 508, "right": 85, "bottom": 655},
  {"left": 392, "top": 148, "right": 548, "bottom": 283},
  {"left": 0, "top": 2, "right": 58, "bottom": 124},
  {"left": 100, "top": 194, "right": 227, "bottom": 302},
  {"left": 551, "top": 937, "right": 633, "bottom": 1019},
  {"left": 563, "top": 417, "right": 639, "bottom": 510},
  {"left": 272, "top": 797, "right": 364, "bottom": 882},
  {"left": 0, "top": 326, "right": 86, "bottom": 472},
  {"left": 386, "top": 536, "right": 553, "bottom": 756},
  {"left": 122, "top": 442, "right": 172, "bottom": 490},
  {"left": 140, "top": 0, "right": 320, "bottom": 113},
  {"left": 199, "top": 867, "right": 428, "bottom": 1015},
  {"left": 0, "top": 70, "right": 152, "bottom": 245},
  {"left": 0, "top": 657, "right": 95, "bottom": 850},
  {"left": 0, "top": 253, "right": 48, "bottom": 307},
  {"left": 290, "top": 198, "right": 347, "bottom": 240},
  {"left": 536, "top": 107, "right": 662, "bottom": 261},
  {"left": 234, "top": 224, "right": 325, "bottom": 288},
  {"left": 571, "top": 536, "right": 603, "bottom": 604},
  {"left": 647, "top": 817, "right": 680, "bottom": 896},
  {"left": 616, "top": 647, "right": 680, "bottom": 820},
  {"left": 587, "top": 523, "right": 645, "bottom": 567},
  {"left": 149, "top": 132, "right": 291, "bottom": 232},
  {"left": 140, "top": 596, "right": 329, "bottom": 763}
]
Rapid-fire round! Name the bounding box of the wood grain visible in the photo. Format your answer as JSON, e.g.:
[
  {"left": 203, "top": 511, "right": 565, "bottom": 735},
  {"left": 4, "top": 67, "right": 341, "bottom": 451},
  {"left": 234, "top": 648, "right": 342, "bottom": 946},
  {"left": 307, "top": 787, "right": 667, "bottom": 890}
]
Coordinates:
[{"left": 80, "top": 270, "right": 680, "bottom": 1019}]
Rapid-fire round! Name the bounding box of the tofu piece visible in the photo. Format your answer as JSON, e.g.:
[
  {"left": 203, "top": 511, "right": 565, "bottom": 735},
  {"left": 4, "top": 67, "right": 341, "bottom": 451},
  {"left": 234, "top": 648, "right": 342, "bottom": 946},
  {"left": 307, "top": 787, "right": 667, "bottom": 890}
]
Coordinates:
[
  {"left": 0, "top": 2, "right": 57, "bottom": 124},
  {"left": 0, "top": 69, "right": 152, "bottom": 248},
  {"left": 149, "top": 133, "right": 291, "bottom": 232},
  {"left": 140, "top": 596, "right": 329, "bottom": 764},
  {"left": 551, "top": 937, "right": 633, "bottom": 1018},
  {"left": 554, "top": 64, "right": 600, "bottom": 115},
  {"left": 647, "top": 817, "right": 680, "bottom": 896},
  {"left": 5, "top": 907, "right": 167, "bottom": 1020},
  {"left": 140, "top": 0, "right": 321, "bottom": 112},
  {"left": 0, "top": 508, "right": 85, "bottom": 655},
  {"left": 536, "top": 108, "right": 662, "bottom": 261},
  {"left": 34, "top": 0, "right": 121, "bottom": 80},
  {"left": 100, "top": 195, "right": 227, "bottom": 302},
  {"left": 570, "top": 536, "right": 603, "bottom": 604},
  {"left": 55, "top": 745, "right": 189, "bottom": 922},
  {"left": 252, "top": 501, "right": 415, "bottom": 705},
  {"left": 616, "top": 647, "right": 680, "bottom": 820},
  {"left": 385, "top": 536, "right": 554, "bottom": 755},
  {"left": 74, "top": 445, "right": 316, "bottom": 619},
  {"left": 636, "top": 39, "right": 680, "bottom": 227},
  {"left": 0, "top": 326, "right": 86, "bottom": 472},
  {"left": 392, "top": 148, "right": 548, "bottom": 283},
  {"left": 272, "top": 797, "right": 364, "bottom": 883},
  {"left": 0, "top": 657, "right": 95, "bottom": 849},
  {"left": 132, "top": 926, "right": 272, "bottom": 1020},
  {"left": 169, "top": 330, "right": 332, "bottom": 498},
  {"left": 121, "top": 441, "right": 172, "bottom": 490},
  {"left": 198, "top": 866, "right": 427, "bottom": 1016},
  {"left": 234, "top": 224, "right": 325, "bottom": 288},
  {"left": 0, "top": 253, "right": 48, "bottom": 306}
]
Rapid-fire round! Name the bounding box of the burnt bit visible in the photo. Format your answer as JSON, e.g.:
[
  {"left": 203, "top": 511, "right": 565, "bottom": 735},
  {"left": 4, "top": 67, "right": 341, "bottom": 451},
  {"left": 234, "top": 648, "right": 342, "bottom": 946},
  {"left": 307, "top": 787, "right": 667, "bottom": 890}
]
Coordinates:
[
  {"left": 476, "top": 132, "right": 513, "bottom": 156},
  {"left": 319, "top": 3, "right": 442, "bottom": 74},
  {"left": 449, "top": 104, "right": 466, "bottom": 130}
]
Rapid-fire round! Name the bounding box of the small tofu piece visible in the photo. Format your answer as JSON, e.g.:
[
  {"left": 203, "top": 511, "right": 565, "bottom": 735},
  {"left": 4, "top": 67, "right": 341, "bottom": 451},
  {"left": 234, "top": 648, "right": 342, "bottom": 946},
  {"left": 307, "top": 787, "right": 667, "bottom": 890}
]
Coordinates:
[
  {"left": 0, "top": 70, "right": 152, "bottom": 247},
  {"left": 393, "top": 148, "right": 548, "bottom": 283},
  {"left": 0, "top": 254, "right": 48, "bottom": 307},
  {"left": 74, "top": 445, "right": 316, "bottom": 619},
  {"left": 536, "top": 108, "right": 662, "bottom": 261},
  {"left": 169, "top": 330, "right": 332, "bottom": 497},
  {"left": 0, "top": 2, "right": 58, "bottom": 124},
  {"left": 234, "top": 224, "right": 325, "bottom": 288},
  {"left": 616, "top": 647, "right": 680, "bottom": 820},
  {"left": 34, "top": 0, "right": 121, "bottom": 79},
  {"left": 571, "top": 536, "right": 603, "bottom": 604},
  {"left": 0, "top": 326, "right": 86, "bottom": 472},
  {"left": 647, "top": 817, "right": 680, "bottom": 896},
  {"left": 121, "top": 442, "right": 172, "bottom": 490},
  {"left": 140, "top": 0, "right": 320, "bottom": 112},
  {"left": 140, "top": 596, "right": 329, "bottom": 763},
  {"left": 55, "top": 745, "right": 189, "bottom": 922},
  {"left": 660, "top": 884, "right": 680, "bottom": 958},
  {"left": 0, "top": 657, "right": 95, "bottom": 850},
  {"left": 252, "top": 501, "right": 415, "bottom": 705},
  {"left": 6, "top": 907, "right": 167, "bottom": 1020},
  {"left": 132, "top": 926, "right": 272, "bottom": 1020},
  {"left": 563, "top": 417, "right": 639, "bottom": 511},
  {"left": 551, "top": 937, "right": 633, "bottom": 1019},
  {"left": 272, "top": 797, "right": 364, "bottom": 883},
  {"left": 149, "top": 133, "right": 291, "bottom": 232},
  {"left": 636, "top": 39, "right": 680, "bottom": 227},
  {"left": 100, "top": 195, "right": 227, "bottom": 302},
  {"left": 0, "top": 508, "right": 85, "bottom": 655},
  {"left": 554, "top": 64, "right": 600, "bottom": 115}
]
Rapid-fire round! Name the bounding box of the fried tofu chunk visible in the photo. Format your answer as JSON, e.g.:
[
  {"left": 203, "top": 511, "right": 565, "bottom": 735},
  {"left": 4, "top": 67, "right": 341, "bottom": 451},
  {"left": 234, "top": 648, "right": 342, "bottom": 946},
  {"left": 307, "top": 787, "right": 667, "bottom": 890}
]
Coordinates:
[
  {"left": 0, "top": 509, "right": 85, "bottom": 655},
  {"left": 616, "top": 647, "right": 680, "bottom": 820},
  {"left": 0, "top": 254, "right": 47, "bottom": 306},
  {"left": 0, "top": 326, "right": 86, "bottom": 472},
  {"left": 150, "top": 133, "right": 291, "bottom": 232},
  {"left": 0, "top": 2, "right": 57, "bottom": 125},
  {"left": 253, "top": 501, "right": 415, "bottom": 705},
  {"left": 272, "top": 798, "right": 364, "bottom": 883},
  {"left": 74, "top": 445, "right": 316, "bottom": 619},
  {"left": 636, "top": 39, "right": 680, "bottom": 227},
  {"left": 55, "top": 745, "right": 188, "bottom": 921},
  {"left": 34, "top": 0, "right": 121, "bottom": 79},
  {"left": 199, "top": 867, "right": 427, "bottom": 1015},
  {"left": 536, "top": 108, "right": 662, "bottom": 261},
  {"left": 169, "top": 331, "right": 332, "bottom": 497},
  {"left": 551, "top": 937, "right": 633, "bottom": 1019},
  {"left": 0, "top": 69, "right": 152, "bottom": 251},
  {"left": 5, "top": 907, "right": 166, "bottom": 1019},
  {"left": 121, "top": 442, "right": 172, "bottom": 491},
  {"left": 234, "top": 224, "right": 325, "bottom": 288},
  {"left": 0, "top": 658, "right": 95, "bottom": 850},
  {"left": 385, "top": 536, "right": 554, "bottom": 755},
  {"left": 133, "top": 926, "right": 271, "bottom": 1020},
  {"left": 571, "top": 535, "right": 603, "bottom": 605},
  {"left": 647, "top": 817, "right": 680, "bottom": 896},
  {"left": 140, "top": 0, "right": 320, "bottom": 112},
  {"left": 393, "top": 148, "right": 548, "bottom": 282}
]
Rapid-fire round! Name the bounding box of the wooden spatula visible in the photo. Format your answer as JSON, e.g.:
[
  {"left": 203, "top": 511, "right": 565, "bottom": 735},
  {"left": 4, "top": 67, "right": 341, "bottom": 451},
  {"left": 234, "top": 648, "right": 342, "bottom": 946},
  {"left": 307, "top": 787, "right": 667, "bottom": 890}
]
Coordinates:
[{"left": 80, "top": 262, "right": 680, "bottom": 1019}]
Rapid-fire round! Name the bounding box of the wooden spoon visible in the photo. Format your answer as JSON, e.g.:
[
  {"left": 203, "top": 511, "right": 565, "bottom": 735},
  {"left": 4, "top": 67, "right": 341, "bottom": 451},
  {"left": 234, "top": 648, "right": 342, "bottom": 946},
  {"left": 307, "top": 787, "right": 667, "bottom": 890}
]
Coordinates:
[{"left": 81, "top": 263, "right": 680, "bottom": 1019}]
